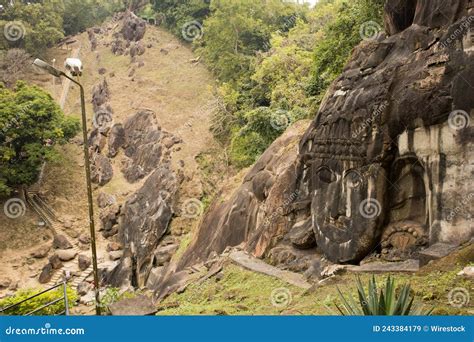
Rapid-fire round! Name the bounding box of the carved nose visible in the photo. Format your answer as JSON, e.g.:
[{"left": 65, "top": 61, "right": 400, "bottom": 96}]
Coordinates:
[{"left": 329, "top": 182, "right": 346, "bottom": 218}]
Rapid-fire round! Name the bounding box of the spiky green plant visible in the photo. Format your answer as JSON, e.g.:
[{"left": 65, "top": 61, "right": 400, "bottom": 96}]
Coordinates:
[{"left": 333, "top": 275, "right": 433, "bottom": 315}]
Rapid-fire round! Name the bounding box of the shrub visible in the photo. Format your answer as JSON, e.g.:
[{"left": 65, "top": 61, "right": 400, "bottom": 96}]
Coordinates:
[
  {"left": 0, "top": 287, "right": 78, "bottom": 316},
  {"left": 333, "top": 275, "right": 434, "bottom": 316},
  {"left": 0, "top": 81, "right": 80, "bottom": 196}
]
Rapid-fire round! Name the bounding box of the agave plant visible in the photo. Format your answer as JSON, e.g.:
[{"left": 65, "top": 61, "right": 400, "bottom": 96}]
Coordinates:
[{"left": 332, "top": 275, "right": 433, "bottom": 315}]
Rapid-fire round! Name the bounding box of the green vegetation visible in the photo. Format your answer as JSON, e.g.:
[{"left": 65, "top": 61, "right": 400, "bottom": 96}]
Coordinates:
[
  {"left": 308, "top": 0, "right": 385, "bottom": 95},
  {"left": 0, "top": 0, "right": 126, "bottom": 56},
  {"left": 0, "top": 287, "right": 77, "bottom": 315},
  {"left": 158, "top": 256, "right": 472, "bottom": 316},
  {"left": 153, "top": 0, "right": 210, "bottom": 38},
  {"left": 62, "top": 0, "right": 126, "bottom": 36},
  {"left": 0, "top": 0, "right": 64, "bottom": 57},
  {"left": 333, "top": 275, "right": 434, "bottom": 316},
  {"left": 0, "top": 82, "right": 80, "bottom": 196},
  {"left": 99, "top": 287, "right": 138, "bottom": 314},
  {"left": 154, "top": 0, "right": 384, "bottom": 167}
]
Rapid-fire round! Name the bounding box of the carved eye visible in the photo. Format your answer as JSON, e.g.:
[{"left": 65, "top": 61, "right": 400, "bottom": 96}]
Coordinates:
[
  {"left": 316, "top": 167, "right": 336, "bottom": 184},
  {"left": 344, "top": 170, "right": 363, "bottom": 189}
]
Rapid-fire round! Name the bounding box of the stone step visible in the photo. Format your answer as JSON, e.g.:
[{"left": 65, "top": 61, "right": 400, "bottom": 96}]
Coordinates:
[
  {"left": 348, "top": 259, "right": 420, "bottom": 273},
  {"left": 228, "top": 251, "right": 311, "bottom": 289},
  {"left": 418, "top": 243, "right": 459, "bottom": 266},
  {"left": 71, "top": 265, "right": 94, "bottom": 288}
]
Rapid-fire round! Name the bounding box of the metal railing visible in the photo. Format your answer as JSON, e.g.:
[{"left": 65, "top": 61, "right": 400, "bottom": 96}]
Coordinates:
[{"left": 0, "top": 276, "right": 70, "bottom": 316}]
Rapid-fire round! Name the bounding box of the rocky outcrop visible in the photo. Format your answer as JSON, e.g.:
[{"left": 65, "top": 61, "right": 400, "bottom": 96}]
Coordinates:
[
  {"left": 178, "top": 120, "right": 310, "bottom": 269},
  {"left": 111, "top": 38, "right": 125, "bottom": 56},
  {"left": 53, "top": 234, "right": 72, "bottom": 250},
  {"left": 100, "top": 204, "right": 121, "bottom": 238},
  {"left": 107, "top": 164, "right": 179, "bottom": 288},
  {"left": 108, "top": 124, "right": 126, "bottom": 158},
  {"left": 121, "top": 110, "right": 175, "bottom": 183},
  {"left": 121, "top": 11, "right": 147, "bottom": 42},
  {"left": 90, "top": 152, "right": 113, "bottom": 186},
  {"left": 130, "top": 41, "right": 145, "bottom": 58},
  {"left": 87, "top": 28, "right": 97, "bottom": 51},
  {"left": 177, "top": 0, "right": 473, "bottom": 272},
  {"left": 91, "top": 79, "right": 110, "bottom": 113}
]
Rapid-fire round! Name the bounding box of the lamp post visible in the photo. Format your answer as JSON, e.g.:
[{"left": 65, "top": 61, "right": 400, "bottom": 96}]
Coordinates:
[{"left": 33, "top": 58, "right": 101, "bottom": 316}]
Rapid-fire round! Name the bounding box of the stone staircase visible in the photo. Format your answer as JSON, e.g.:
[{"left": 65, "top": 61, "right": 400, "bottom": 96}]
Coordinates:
[{"left": 25, "top": 190, "right": 94, "bottom": 290}]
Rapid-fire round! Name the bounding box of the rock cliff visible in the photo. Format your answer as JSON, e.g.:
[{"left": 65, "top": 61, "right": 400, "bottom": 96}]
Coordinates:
[{"left": 177, "top": 0, "right": 473, "bottom": 273}]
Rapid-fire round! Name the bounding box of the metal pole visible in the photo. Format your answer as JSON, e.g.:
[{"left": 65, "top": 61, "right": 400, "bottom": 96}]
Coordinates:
[
  {"left": 66, "top": 75, "right": 101, "bottom": 315},
  {"left": 63, "top": 275, "right": 69, "bottom": 316}
]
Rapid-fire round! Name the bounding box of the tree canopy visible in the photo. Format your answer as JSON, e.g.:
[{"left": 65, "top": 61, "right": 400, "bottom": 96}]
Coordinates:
[
  {"left": 0, "top": 0, "right": 126, "bottom": 56},
  {"left": 0, "top": 82, "right": 79, "bottom": 196}
]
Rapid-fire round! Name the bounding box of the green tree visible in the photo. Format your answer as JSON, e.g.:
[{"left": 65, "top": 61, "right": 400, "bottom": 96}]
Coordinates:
[
  {"left": 308, "top": 0, "right": 384, "bottom": 96},
  {"left": 153, "top": 0, "right": 210, "bottom": 36},
  {"left": 0, "top": 1, "right": 65, "bottom": 56},
  {"left": 63, "top": 0, "right": 126, "bottom": 36},
  {"left": 197, "top": 0, "right": 300, "bottom": 83},
  {"left": 0, "top": 82, "right": 79, "bottom": 196}
]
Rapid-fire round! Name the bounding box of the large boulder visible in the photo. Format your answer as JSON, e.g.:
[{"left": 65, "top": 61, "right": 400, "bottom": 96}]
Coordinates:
[
  {"left": 100, "top": 204, "right": 121, "bottom": 238},
  {"left": 90, "top": 153, "right": 114, "bottom": 186},
  {"left": 78, "top": 254, "right": 91, "bottom": 271},
  {"left": 130, "top": 41, "right": 145, "bottom": 58},
  {"left": 49, "top": 254, "right": 63, "bottom": 269},
  {"left": 108, "top": 124, "right": 126, "bottom": 158},
  {"left": 108, "top": 166, "right": 179, "bottom": 288},
  {"left": 56, "top": 250, "right": 78, "bottom": 262},
  {"left": 53, "top": 234, "right": 73, "bottom": 250},
  {"left": 91, "top": 79, "right": 110, "bottom": 113},
  {"left": 121, "top": 111, "right": 172, "bottom": 183},
  {"left": 178, "top": 120, "right": 310, "bottom": 269},
  {"left": 121, "top": 11, "right": 147, "bottom": 42},
  {"left": 38, "top": 264, "right": 54, "bottom": 284}
]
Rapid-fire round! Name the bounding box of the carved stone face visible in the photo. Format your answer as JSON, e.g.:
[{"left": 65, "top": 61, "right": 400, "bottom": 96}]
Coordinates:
[{"left": 311, "top": 163, "right": 387, "bottom": 263}]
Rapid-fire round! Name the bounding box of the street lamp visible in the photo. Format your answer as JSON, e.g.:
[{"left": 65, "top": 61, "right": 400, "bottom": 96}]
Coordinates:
[{"left": 33, "top": 58, "right": 101, "bottom": 316}]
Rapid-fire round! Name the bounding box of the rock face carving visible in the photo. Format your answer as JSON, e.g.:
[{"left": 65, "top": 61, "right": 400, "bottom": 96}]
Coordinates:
[{"left": 176, "top": 0, "right": 473, "bottom": 272}]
